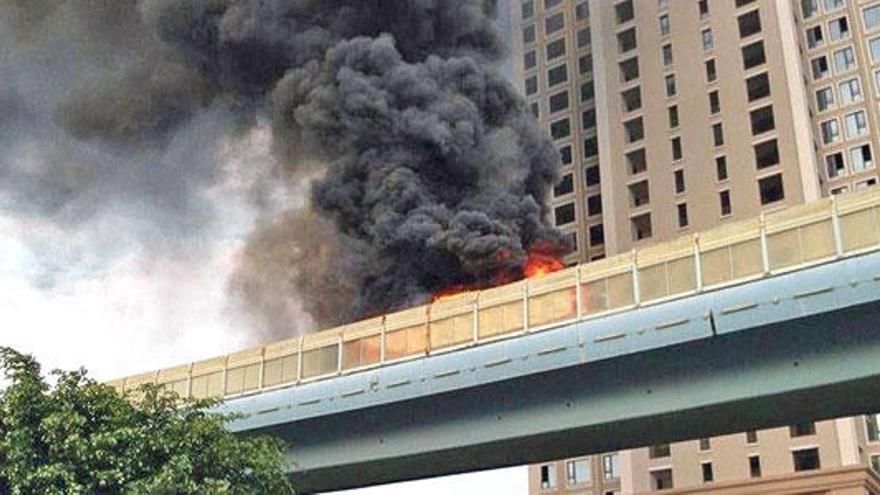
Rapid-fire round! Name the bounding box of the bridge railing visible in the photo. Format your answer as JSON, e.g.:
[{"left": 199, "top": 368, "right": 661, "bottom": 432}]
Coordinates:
[{"left": 109, "top": 188, "right": 880, "bottom": 400}]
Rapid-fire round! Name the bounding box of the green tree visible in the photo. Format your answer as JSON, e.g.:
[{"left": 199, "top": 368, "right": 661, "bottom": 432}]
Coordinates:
[{"left": 0, "top": 347, "right": 293, "bottom": 494}]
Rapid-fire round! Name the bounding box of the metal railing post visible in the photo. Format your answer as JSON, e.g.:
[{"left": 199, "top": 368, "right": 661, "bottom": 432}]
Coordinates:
[
  {"left": 631, "top": 249, "right": 641, "bottom": 306},
  {"left": 831, "top": 195, "right": 844, "bottom": 257},
  {"left": 575, "top": 266, "right": 583, "bottom": 319},
  {"left": 694, "top": 234, "right": 703, "bottom": 293},
  {"left": 759, "top": 212, "right": 770, "bottom": 275}
]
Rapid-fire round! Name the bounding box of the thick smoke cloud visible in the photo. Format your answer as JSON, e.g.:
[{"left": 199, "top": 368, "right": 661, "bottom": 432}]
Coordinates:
[{"left": 0, "top": 0, "right": 564, "bottom": 336}]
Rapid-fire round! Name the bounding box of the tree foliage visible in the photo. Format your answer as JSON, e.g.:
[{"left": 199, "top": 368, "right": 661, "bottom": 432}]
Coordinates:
[{"left": 0, "top": 347, "right": 293, "bottom": 494}]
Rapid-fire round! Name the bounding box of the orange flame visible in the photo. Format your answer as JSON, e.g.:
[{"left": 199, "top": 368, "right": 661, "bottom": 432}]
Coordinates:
[
  {"left": 430, "top": 245, "right": 567, "bottom": 302},
  {"left": 523, "top": 251, "right": 565, "bottom": 279}
]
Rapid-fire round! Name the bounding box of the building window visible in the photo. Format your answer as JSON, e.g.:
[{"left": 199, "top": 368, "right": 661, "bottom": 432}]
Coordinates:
[
  {"left": 759, "top": 174, "right": 785, "bottom": 204},
  {"left": 821, "top": 119, "right": 840, "bottom": 144},
  {"left": 825, "top": 0, "right": 844, "bottom": 10},
  {"left": 742, "top": 41, "right": 766, "bottom": 69},
  {"left": 521, "top": 0, "right": 534, "bottom": 18},
  {"left": 872, "top": 455, "right": 880, "bottom": 474},
  {"left": 618, "top": 27, "right": 637, "bottom": 53},
  {"left": 792, "top": 448, "right": 821, "bottom": 472},
  {"left": 545, "top": 12, "right": 565, "bottom": 35},
  {"left": 588, "top": 194, "right": 603, "bottom": 216},
  {"left": 550, "top": 118, "right": 571, "bottom": 140},
  {"left": 631, "top": 213, "right": 653, "bottom": 241},
  {"left": 540, "top": 463, "right": 557, "bottom": 489},
  {"left": 602, "top": 453, "right": 619, "bottom": 479},
  {"left": 659, "top": 14, "right": 670, "bottom": 36},
  {"left": 706, "top": 59, "right": 717, "bottom": 82},
  {"left": 525, "top": 76, "right": 538, "bottom": 96},
  {"left": 578, "top": 28, "right": 591, "bottom": 48},
  {"left": 713, "top": 122, "right": 724, "bottom": 146},
  {"left": 866, "top": 414, "right": 880, "bottom": 442},
  {"left": 546, "top": 38, "right": 566, "bottom": 61},
  {"left": 554, "top": 203, "right": 576, "bottom": 226},
  {"left": 648, "top": 443, "right": 670, "bottom": 459},
  {"left": 698, "top": 0, "right": 709, "bottom": 18},
  {"left": 829, "top": 16, "right": 849, "bottom": 41},
  {"left": 749, "top": 105, "right": 775, "bottom": 135},
  {"left": 627, "top": 149, "right": 647, "bottom": 175},
  {"left": 583, "top": 109, "right": 597, "bottom": 129},
  {"left": 701, "top": 462, "right": 714, "bottom": 483},
  {"left": 790, "top": 422, "right": 816, "bottom": 437},
  {"left": 736, "top": 0, "right": 757, "bottom": 6},
  {"left": 620, "top": 57, "right": 640, "bottom": 82},
  {"left": 674, "top": 169, "right": 685, "bottom": 194},
  {"left": 662, "top": 43, "right": 674, "bottom": 66},
  {"left": 559, "top": 145, "right": 572, "bottom": 165},
  {"left": 807, "top": 25, "right": 824, "bottom": 49},
  {"left": 816, "top": 86, "right": 834, "bottom": 111},
  {"left": 616, "top": 0, "right": 635, "bottom": 24},
  {"left": 549, "top": 91, "right": 569, "bottom": 113},
  {"left": 755, "top": 139, "right": 779, "bottom": 170},
  {"left": 585, "top": 165, "right": 600, "bottom": 186},
  {"left": 720, "top": 190, "right": 732, "bottom": 216},
  {"left": 624, "top": 117, "right": 645, "bottom": 143},
  {"left": 554, "top": 173, "right": 574, "bottom": 197},
  {"left": 629, "top": 180, "right": 650, "bottom": 207},
  {"left": 581, "top": 80, "right": 594, "bottom": 102},
  {"left": 530, "top": 102, "right": 539, "bottom": 118},
  {"left": 839, "top": 78, "right": 862, "bottom": 105},
  {"left": 749, "top": 455, "right": 762, "bottom": 477},
  {"left": 590, "top": 224, "right": 605, "bottom": 246},
  {"left": 702, "top": 29, "right": 714, "bottom": 52},
  {"left": 576, "top": 2, "right": 589, "bottom": 20},
  {"left": 668, "top": 105, "right": 679, "bottom": 128},
  {"left": 833, "top": 46, "right": 856, "bottom": 73},
  {"left": 699, "top": 438, "right": 711, "bottom": 451},
  {"left": 851, "top": 144, "right": 874, "bottom": 172},
  {"left": 716, "top": 156, "right": 728, "bottom": 181},
  {"left": 566, "top": 459, "right": 591, "bottom": 485},
  {"left": 548, "top": 64, "right": 568, "bottom": 87},
  {"left": 738, "top": 10, "right": 762, "bottom": 38},
  {"left": 826, "top": 151, "right": 846, "bottom": 178},
  {"left": 524, "top": 51, "right": 537, "bottom": 70},
  {"left": 665, "top": 74, "right": 677, "bottom": 96},
  {"left": 866, "top": 5, "right": 880, "bottom": 31},
  {"left": 746, "top": 430, "right": 758, "bottom": 444},
  {"left": 845, "top": 110, "right": 868, "bottom": 137},
  {"left": 545, "top": 0, "right": 563, "bottom": 9},
  {"left": 803, "top": 0, "right": 819, "bottom": 19},
  {"left": 709, "top": 90, "right": 720, "bottom": 114},
  {"left": 746, "top": 72, "right": 771, "bottom": 101},
  {"left": 650, "top": 468, "right": 674, "bottom": 491},
  {"left": 811, "top": 56, "right": 830, "bottom": 80},
  {"left": 672, "top": 136, "right": 683, "bottom": 160},
  {"left": 856, "top": 178, "right": 878, "bottom": 189},
  {"left": 583, "top": 135, "right": 598, "bottom": 158},
  {"left": 622, "top": 87, "right": 642, "bottom": 112},
  {"left": 523, "top": 25, "right": 536, "bottom": 44},
  {"left": 677, "top": 203, "right": 689, "bottom": 228}
]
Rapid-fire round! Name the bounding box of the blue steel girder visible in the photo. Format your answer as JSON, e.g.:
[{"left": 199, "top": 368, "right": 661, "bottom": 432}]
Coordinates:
[{"left": 224, "top": 250, "right": 880, "bottom": 493}]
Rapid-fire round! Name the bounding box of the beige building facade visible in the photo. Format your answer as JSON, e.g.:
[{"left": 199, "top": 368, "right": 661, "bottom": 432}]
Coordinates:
[{"left": 509, "top": 0, "right": 880, "bottom": 493}]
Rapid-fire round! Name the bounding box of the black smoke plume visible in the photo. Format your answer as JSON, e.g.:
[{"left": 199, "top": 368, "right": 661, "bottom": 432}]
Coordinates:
[{"left": 0, "top": 0, "right": 564, "bottom": 336}]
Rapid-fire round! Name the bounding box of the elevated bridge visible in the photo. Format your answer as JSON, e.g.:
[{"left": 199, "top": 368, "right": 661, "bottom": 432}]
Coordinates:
[{"left": 113, "top": 190, "right": 880, "bottom": 493}]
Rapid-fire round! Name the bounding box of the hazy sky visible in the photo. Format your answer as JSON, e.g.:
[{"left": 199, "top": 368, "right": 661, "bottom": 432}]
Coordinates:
[{"left": 0, "top": 129, "right": 528, "bottom": 495}]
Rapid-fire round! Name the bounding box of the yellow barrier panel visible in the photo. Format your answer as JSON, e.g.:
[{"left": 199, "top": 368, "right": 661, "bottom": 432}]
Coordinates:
[
  {"left": 580, "top": 253, "right": 634, "bottom": 314},
  {"left": 477, "top": 281, "right": 525, "bottom": 340},
  {"left": 263, "top": 337, "right": 300, "bottom": 387},
  {"left": 225, "top": 348, "right": 263, "bottom": 396},
  {"left": 837, "top": 188, "right": 880, "bottom": 253},
  {"left": 637, "top": 236, "right": 696, "bottom": 303},
  {"left": 384, "top": 306, "right": 428, "bottom": 360},
  {"left": 766, "top": 198, "right": 834, "bottom": 270},
  {"left": 157, "top": 364, "right": 191, "bottom": 398},
  {"left": 342, "top": 317, "right": 383, "bottom": 370},
  {"left": 527, "top": 267, "right": 577, "bottom": 328},
  {"left": 190, "top": 357, "right": 226, "bottom": 399},
  {"left": 697, "top": 217, "right": 762, "bottom": 288},
  {"left": 301, "top": 328, "right": 341, "bottom": 379},
  {"left": 430, "top": 292, "right": 477, "bottom": 350}
]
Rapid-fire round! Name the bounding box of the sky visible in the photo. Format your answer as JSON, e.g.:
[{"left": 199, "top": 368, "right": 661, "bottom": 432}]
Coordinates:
[{"left": 0, "top": 128, "right": 529, "bottom": 495}]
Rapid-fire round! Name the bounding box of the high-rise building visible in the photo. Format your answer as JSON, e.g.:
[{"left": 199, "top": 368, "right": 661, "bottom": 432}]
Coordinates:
[{"left": 508, "top": 0, "right": 880, "bottom": 492}]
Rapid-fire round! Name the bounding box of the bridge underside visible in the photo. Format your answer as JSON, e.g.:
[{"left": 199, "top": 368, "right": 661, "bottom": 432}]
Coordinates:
[{"left": 226, "top": 253, "right": 880, "bottom": 493}]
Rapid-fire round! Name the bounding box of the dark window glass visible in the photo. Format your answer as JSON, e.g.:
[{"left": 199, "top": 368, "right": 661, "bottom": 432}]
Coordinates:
[
  {"left": 554, "top": 173, "right": 574, "bottom": 196},
  {"left": 742, "top": 41, "right": 766, "bottom": 69},
  {"left": 746, "top": 72, "right": 771, "bottom": 101},
  {"left": 554, "top": 203, "right": 576, "bottom": 225},
  {"left": 738, "top": 10, "right": 762, "bottom": 38},
  {"left": 793, "top": 448, "right": 820, "bottom": 472},
  {"left": 754, "top": 139, "right": 780, "bottom": 169},
  {"left": 759, "top": 173, "right": 785, "bottom": 204}
]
